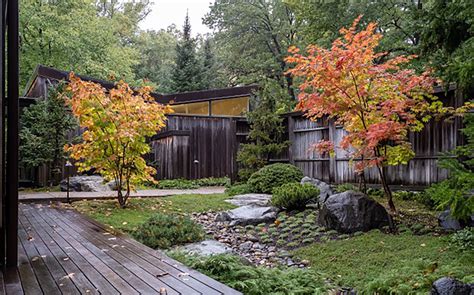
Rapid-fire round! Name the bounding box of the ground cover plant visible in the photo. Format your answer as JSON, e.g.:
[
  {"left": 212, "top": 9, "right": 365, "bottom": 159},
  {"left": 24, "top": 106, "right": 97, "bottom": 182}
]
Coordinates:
[
  {"left": 168, "top": 252, "right": 331, "bottom": 294},
  {"left": 293, "top": 230, "right": 474, "bottom": 293},
  {"left": 143, "top": 177, "right": 229, "bottom": 190},
  {"left": 72, "top": 193, "right": 235, "bottom": 232}
]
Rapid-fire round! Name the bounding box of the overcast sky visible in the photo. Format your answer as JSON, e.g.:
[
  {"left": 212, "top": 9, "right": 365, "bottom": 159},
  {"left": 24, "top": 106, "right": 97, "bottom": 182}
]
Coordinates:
[{"left": 140, "top": 0, "right": 214, "bottom": 35}]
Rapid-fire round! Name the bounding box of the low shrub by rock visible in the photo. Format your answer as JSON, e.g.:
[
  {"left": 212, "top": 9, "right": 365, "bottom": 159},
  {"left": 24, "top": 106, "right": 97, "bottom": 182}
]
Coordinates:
[
  {"left": 248, "top": 163, "right": 303, "bottom": 194},
  {"left": 132, "top": 213, "right": 205, "bottom": 249},
  {"left": 449, "top": 228, "right": 474, "bottom": 251},
  {"left": 271, "top": 183, "right": 320, "bottom": 210},
  {"left": 225, "top": 183, "right": 252, "bottom": 196}
]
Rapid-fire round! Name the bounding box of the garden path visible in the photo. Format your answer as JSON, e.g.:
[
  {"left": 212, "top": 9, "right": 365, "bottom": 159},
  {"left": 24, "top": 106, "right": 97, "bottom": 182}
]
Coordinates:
[{"left": 19, "top": 187, "right": 226, "bottom": 201}]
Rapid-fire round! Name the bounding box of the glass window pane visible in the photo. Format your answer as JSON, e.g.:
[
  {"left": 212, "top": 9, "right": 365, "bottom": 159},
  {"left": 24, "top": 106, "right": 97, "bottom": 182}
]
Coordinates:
[
  {"left": 171, "top": 101, "right": 209, "bottom": 115},
  {"left": 211, "top": 96, "right": 249, "bottom": 116}
]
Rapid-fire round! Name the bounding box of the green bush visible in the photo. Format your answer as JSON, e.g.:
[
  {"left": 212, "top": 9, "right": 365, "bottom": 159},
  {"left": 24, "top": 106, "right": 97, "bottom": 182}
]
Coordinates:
[
  {"left": 168, "top": 253, "right": 330, "bottom": 294},
  {"left": 271, "top": 183, "right": 319, "bottom": 210},
  {"left": 335, "top": 183, "right": 358, "bottom": 193},
  {"left": 225, "top": 183, "right": 252, "bottom": 196},
  {"left": 156, "top": 177, "right": 230, "bottom": 189},
  {"left": 393, "top": 190, "right": 435, "bottom": 208},
  {"left": 132, "top": 213, "right": 204, "bottom": 249},
  {"left": 248, "top": 163, "right": 303, "bottom": 193},
  {"left": 450, "top": 228, "right": 474, "bottom": 251}
]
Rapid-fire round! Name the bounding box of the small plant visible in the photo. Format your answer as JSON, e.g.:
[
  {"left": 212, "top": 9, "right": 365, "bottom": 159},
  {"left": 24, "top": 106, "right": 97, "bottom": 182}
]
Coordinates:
[
  {"left": 338, "top": 234, "right": 350, "bottom": 240},
  {"left": 450, "top": 228, "right": 474, "bottom": 251},
  {"left": 302, "top": 238, "right": 314, "bottom": 244},
  {"left": 335, "top": 183, "right": 358, "bottom": 193},
  {"left": 287, "top": 241, "right": 299, "bottom": 248},
  {"left": 132, "top": 213, "right": 204, "bottom": 249},
  {"left": 276, "top": 239, "right": 286, "bottom": 246},
  {"left": 248, "top": 163, "right": 304, "bottom": 194},
  {"left": 280, "top": 233, "right": 290, "bottom": 239},
  {"left": 301, "top": 229, "right": 312, "bottom": 235},
  {"left": 157, "top": 179, "right": 199, "bottom": 189},
  {"left": 225, "top": 183, "right": 252, "bottom": 196},
  {"left": 271, "top": 183, "right": 320, "bottom": 210},
  {"left": 367, "top": 188, "right": 384, "bottom": 198},
  {"left": 326, "top": 230, "right": 339, "bottom": 235}
]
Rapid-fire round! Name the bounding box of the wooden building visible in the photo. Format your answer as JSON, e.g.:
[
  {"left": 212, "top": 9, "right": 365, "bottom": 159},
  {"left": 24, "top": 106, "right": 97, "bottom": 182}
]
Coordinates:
[{"left": 22, "top": 65, "right": 256, "bottom": 184}]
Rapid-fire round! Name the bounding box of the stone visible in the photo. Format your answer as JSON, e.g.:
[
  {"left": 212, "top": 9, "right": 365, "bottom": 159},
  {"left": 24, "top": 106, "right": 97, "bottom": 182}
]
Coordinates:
[
  {"left": 180, "top": 240, "right": 233, "bottom": 256},
  {"left": 438, "top": 210, "right": 474, "bottom": 231},
  {"left": 319, "top": 191, "right": 390, "bottom": 233},
  {"left": 226, "top": 194, "right": 272, "bottom": 207},
  {"left": 239, "top": 241, "right": 253, "bottom": 251},
  {"left": 60, "top": 175, "right": 110, "bottom": 192},
  {"left": 431, "top": 277, "right": 473, "bottom": 295},
  {"left": 301, "top": 176, "right": 333, "bottom": 203},
  {"left": 216, "top": 205, "right": 278, "bottom": 226}
]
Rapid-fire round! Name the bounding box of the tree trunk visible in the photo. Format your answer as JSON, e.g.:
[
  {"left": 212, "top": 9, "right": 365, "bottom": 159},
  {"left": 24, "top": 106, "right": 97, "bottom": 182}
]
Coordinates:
[{"left": 376, "top": 163, "right": 396, "bottom": 212}]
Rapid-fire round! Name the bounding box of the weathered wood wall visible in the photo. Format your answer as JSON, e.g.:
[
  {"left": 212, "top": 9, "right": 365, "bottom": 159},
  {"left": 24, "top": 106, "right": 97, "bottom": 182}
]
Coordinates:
[
  {"left": 285, "top": 89, "right": 465, "bottom": 186},
  {"left": 149, "top": 115, "right": 243, "bottom": 180}
]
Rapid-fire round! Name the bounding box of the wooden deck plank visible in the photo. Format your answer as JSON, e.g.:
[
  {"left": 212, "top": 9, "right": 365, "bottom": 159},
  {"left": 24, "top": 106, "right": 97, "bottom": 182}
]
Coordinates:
[
  {"left": 28, "top": 204, "right": 140, "bottom": 295},
  {"left": 3, "top": 267, "right": 23, "bottom": 295},
  {"left": 22, "top": 204, "right": 118, "bottom": 294},
  {"left": 18, "top": 215, "right": 80, "bottom": 295},
  {"left": 42, "top": 207, "right": 181, "bottom": 295},
  {"left": 2, "top": 203, "right": 241, "bottom": 295},
  {"left": 20, "top": 205, "right": 100, "bottom": 295},
  {"left": 17, "top": 221, "right": 62, "bottom": 295},
  {"left": 55, "top": 208, "right": 211, "bottom": 295},
  {"left": 61, "top": 206, "right": 241, "bottom": 295},
  {"left": 17, "top": 236, "right": 42, "bottom": 295}
]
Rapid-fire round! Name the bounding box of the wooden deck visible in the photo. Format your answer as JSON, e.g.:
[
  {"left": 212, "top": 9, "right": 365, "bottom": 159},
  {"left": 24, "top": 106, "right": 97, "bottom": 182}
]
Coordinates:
[{"left": 1, "top": 203, "right": 241, "bottom": 294}]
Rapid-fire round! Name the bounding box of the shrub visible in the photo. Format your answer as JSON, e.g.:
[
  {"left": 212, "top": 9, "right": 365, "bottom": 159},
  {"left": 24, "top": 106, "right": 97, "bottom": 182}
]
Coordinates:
[
  {"left": 194, "top": 177, "right": 230, "bottom": 187},
  {"left": 225, "top": 183, "right": 252, "bottom": 196},
  {"left": 271, "top": 183, "right": 319, "bottom": 210},
  {"left": 426, "top": 178, "right": 474, "bottom": 220},
  {"left": 132, "top": 213, "right": 204, "bottom": 249},
  {"left": 450, "top": 228, "right": 474, "bottom": 251},
  {"left": 156, "top": 177, "right": 230, "bottom": 189},
  {"left": 168, "top": 253, "right": 330, "bottom": 294},
  {"left": 248, "top": 163, "right": 304, "bottom": 193},
  {"left": 335, "top": 183, "right": 358, "bottom": 193},
  {"left": 393, "top": 190, "right": 435, "bottom": 208}
]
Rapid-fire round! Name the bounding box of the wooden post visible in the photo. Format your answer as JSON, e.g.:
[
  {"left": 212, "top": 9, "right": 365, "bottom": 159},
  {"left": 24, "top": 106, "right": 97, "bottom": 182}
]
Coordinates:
[
  {"left": 328, "top": 118, "right": 337, "bottom": 183},
  {"left": 230, "top": 119, "right": 238, "bottom": 184},
  {"left": 6, "top": 0, "right": 19, "bottom": 267}
]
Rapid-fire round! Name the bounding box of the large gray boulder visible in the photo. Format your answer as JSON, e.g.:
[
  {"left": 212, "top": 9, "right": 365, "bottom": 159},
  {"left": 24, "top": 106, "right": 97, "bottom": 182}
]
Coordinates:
[
  {"left": 226, "top": 194, "right": 272, "bottom": 207},
  {"left": 180, "top": 240, "right": 233, "bottom": 256},
  {"left": 217, "top": 205, "right": 278, "bottom": 226},
  {"left": 438, "top": 210, "right": 474, "bottom": 231},
  {"left": 301, "top": 177, "right": 333, "bottom": 203},
  {"left": 319, "top": 191, "right": 390, "bottom": 233},
  {"left": 431, "top": 277, "right": 473, "bottom": 295},
  {"left": 60, "top": 175, "right": 111, "bottom": 192}
]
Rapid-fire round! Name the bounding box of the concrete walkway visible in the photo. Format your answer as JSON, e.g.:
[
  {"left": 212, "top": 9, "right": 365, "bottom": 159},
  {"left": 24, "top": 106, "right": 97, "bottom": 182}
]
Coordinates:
[{"left": 19, "top": 186, "right": 226, "bottom": 201}]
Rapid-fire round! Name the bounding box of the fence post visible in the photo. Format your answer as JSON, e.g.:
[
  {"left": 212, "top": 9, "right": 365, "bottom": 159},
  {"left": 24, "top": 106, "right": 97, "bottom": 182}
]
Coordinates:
[{"left": 328, "top": 118, "right": 337, "bottom": 183}]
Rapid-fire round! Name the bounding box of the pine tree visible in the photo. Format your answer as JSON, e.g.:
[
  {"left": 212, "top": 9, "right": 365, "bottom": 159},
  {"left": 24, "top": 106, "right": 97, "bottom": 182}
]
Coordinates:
[
  {"left": 170, "top": 13, "right": 203, "bottom": 92},
  {"left": 201, "top": 38, "right": 215, "bottom": 89}
]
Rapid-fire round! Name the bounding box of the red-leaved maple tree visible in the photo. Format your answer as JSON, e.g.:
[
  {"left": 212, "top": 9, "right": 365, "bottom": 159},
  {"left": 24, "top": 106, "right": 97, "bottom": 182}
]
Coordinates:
[{"left": 286, "top": 16, "right": 448, "bottom": 212}]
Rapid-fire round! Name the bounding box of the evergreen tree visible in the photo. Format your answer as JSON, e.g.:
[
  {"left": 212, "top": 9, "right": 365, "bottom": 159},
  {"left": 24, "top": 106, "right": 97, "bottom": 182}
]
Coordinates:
[
  {"left": 170, "top": 13, "right": 203, "bottom": 92},
  {"left": 201, "top": 39, "right": 215, "bottom": 89},
  {"left": 20, "top": 84, "right": 77, "bottom": 185},
  {"left": 237, "top": 81, "right": 292, "bottom": 181}
]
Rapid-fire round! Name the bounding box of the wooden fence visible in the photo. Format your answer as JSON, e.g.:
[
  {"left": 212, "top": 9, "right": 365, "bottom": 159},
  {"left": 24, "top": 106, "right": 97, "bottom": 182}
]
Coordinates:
[{"left": 284, "top": 89, "right": 465, "bottom": 187}]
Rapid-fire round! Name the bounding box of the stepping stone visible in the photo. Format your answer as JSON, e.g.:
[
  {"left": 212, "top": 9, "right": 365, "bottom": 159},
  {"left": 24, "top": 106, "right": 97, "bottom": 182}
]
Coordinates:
[
  {"left": 226, "top": 194, "right": 272, "bottom": 207},
  {"left": 180, "top": 240, "right": 233, "bottom": 256},
  {"left": 217, "top": 205, "right": 278, "bottom": 226}
]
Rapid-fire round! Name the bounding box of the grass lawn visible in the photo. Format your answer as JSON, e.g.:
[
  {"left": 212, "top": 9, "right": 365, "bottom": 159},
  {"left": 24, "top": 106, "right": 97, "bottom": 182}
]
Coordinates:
[
  {"left": 293, "top": 230, "right": 474, "bottom": 293},
  {"left": 72, "top": 193, "right": 235, "bottom": 232}
]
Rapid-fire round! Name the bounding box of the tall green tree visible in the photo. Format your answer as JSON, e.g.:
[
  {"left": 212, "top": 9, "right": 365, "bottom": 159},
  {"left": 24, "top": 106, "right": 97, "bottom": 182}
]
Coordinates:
[
  {"left": 204, "top": 0, "right": 300, "bottom": 99},
  {"left": 133, "top": 26, "right": 179, "bottom": 92},
  {"left": 170, "top": 13, "right": 204, "bottom": 92},
  {"left": 20, "top": 0, "right": 148, "bottom": 88},
  {"left": 237, "top": 80, "right": 292, "bottom": 180},
  {"left": 20, "top": 85, "right": 77, "bottom": 185}
]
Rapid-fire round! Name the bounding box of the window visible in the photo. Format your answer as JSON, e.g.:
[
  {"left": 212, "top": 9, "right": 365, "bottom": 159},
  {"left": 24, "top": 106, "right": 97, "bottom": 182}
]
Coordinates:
[
  {"left": 171, "top": 101, "right": 209, "bottom": 115},
  {"left": 211, "top": 96, "right": 249, "bottom": 116}
]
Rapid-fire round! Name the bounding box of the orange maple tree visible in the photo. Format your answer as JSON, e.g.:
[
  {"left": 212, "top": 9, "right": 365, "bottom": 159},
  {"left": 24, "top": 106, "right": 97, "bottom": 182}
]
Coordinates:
[
  {"left": 286, "top": 16, "right": 449, "bottom": 212},
  {"left": 65, "top": 74, "right": 169, "bottom": 208}
]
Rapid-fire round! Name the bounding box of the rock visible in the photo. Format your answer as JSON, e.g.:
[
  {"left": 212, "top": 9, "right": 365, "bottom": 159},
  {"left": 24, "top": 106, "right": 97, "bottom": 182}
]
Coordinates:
[
  {"left": 431, "top": 277, "right": 473, "bottom": 295},
  {"left": 180, "top": 240, "right": 233, "bottom": 256},
  {"left": 301, "top": 177, "right": 333, "bottom": 203},
  {"left": 319, "top": 191, "right": 390, "bottom": 233},
  {"left": 438, "top": 210, "right": 474, "bottom": 231},
  {"left": 226, "top": 194, "right": 272, "bottom": 207},
  {"left": 216, "top": 205, "right": 278, "bottom": 226},
  {"left": 60, "top": 175, "right": 110, "bottom": 192},
  {"left": 239, "top": 241, "right": 253, "bottom": 251}
]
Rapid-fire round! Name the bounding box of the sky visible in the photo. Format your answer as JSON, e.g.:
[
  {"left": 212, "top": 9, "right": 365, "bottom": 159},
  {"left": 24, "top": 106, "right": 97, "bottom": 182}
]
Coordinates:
[{"left": 140, "top": 0, "right": 214, "bottom": 36}]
